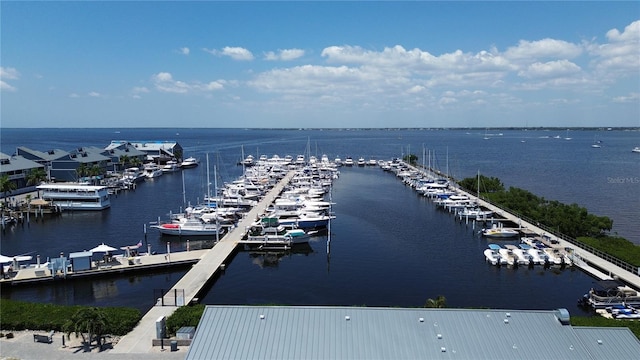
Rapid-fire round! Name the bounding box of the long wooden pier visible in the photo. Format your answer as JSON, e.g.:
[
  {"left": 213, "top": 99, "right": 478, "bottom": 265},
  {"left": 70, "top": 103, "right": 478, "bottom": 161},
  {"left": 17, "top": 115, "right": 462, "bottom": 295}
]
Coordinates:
[{"left": 111, "top": 171, "right": 296, "bottom": 354}]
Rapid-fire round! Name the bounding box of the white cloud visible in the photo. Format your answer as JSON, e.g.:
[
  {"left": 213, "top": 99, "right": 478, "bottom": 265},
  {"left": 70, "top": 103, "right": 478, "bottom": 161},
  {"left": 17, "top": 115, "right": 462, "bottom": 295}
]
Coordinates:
[
  {"left": 204, "top": 46, "right": 254, "bottom": 61},
  {"left": 69, "top": 93, "right": 79, "bottom": 98},
  {"left": 88, "top": 91, "right": 101, "bottom": 97},
  {"left": 612, "top": 92, "right": 640, "bottom": 103},
  {"left": 504, "top": 38, "right": 582, "bottom": 61},
  {"left": 151, "top": 72, "right": 225, "bottom": 94},
  {"left": 0, "top": 66, "right": 20, "bottom": 91},
  {"left": 518, "top": 60, "right": 582, "bottom": 79},
  {"left": 180, "top": 47, "right": 190, "bottom": 55},
  {"left": 264, "top": 48, "right": 305, "bottom": 61},
  {"left": 0, "top": 81, "right": 16, "bottom": 92},
  {"left": 588, "top": 20, "right": 640, "bottom": 75}
]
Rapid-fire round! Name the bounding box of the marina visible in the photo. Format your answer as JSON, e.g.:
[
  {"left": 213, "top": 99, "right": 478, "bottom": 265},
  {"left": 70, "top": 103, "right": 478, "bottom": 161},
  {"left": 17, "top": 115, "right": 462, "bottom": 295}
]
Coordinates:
[{"left": 1, "top": 128, "right": 639, "bottom": 351}]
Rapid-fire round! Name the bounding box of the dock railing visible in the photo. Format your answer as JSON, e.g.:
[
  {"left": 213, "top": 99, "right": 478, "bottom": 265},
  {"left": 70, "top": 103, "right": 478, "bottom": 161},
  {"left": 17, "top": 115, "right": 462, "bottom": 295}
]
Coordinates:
[
  {"left": 415, "top": 162, "right": 639, "bottom": 278},
  {"left": 473, "top": 190, "right": 640, "bottom": 278}
]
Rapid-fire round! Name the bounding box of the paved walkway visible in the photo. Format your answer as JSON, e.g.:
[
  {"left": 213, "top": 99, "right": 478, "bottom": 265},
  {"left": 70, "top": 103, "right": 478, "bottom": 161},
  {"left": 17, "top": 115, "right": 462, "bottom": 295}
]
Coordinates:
[
  {"left": 0, "top": 330, "right": 185, "bottom": 360},
  {"left": 111, "top": 171, "right": 295, "bottom": 355}
]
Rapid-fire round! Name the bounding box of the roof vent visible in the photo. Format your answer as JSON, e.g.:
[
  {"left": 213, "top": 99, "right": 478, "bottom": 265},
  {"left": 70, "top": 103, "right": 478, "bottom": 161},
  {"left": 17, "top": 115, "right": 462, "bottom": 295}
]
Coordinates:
[
  {"left": 597, "top": 340, "right": 602, "bottom": 345},
  {"left": 259, "top": 314, "right": 265, "bottom": 320},
  {"left": 504, "top": 319, "right": 509, "bottom": 324},
  {"left": 345, "top": 316, "right": 350, "bottom": 321},
  {"left": 440, "top": 347, "right": 446, "bottom": 353},
  {"left": 437, "top": 334, "right": 442, "bottom": 339},
  {"left": 419, "top": 318, "right": 424, "bottom": 322},
  {"left": 556, "top": 308, "right": 570, "bottom": 325},
  {"left": 505, "top": 312, "right": 511, "bottom": 317}
]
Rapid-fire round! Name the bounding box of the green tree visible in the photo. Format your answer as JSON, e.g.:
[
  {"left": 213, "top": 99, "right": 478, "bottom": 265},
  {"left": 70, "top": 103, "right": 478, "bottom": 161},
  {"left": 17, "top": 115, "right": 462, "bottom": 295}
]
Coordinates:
[
  {"left": 130, "top": 157, "right": 142, "bottom": 167},
  {"left": 403, "top": 153, "right": 418, "bottom": 165},
  {"left": 0, "top": 174, "right": 17, "bottom": 208},
  {"left": 119, "top": 155, "right": 130, "bottom": 170},
  {"left": 63, "top": 307, "right": 110, "bottom": 352},
  {"left": 25, "top": 167, "right": 48, "bottom": 186},
  {"left": 424, "top": 295, "right": 447, "bottom": 308},
  {"left": 76, "top": 163, "right": 89, "bottom": 180}
]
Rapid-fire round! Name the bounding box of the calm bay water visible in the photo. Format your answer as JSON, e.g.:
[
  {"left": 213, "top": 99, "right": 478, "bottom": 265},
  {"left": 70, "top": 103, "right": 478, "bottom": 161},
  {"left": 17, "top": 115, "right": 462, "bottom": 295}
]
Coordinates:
[{"left": 1, "top": 128, "right": 638, "bottom": 315}]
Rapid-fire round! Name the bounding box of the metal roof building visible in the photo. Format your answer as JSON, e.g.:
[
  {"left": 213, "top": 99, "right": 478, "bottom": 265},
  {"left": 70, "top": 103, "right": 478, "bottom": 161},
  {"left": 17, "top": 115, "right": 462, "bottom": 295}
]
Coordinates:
[{"left": 185, "top": 306, "right": 640, "bottom": 360}]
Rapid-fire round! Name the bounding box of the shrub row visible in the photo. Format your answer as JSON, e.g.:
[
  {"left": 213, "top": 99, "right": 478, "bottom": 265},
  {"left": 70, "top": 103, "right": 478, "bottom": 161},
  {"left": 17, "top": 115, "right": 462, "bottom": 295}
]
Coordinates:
[
  {"left": 166, "top": 304, "right": 205, "bottom": 336},
  {"left": 0, "top": 299, "right": 141, "bottom": 336}
]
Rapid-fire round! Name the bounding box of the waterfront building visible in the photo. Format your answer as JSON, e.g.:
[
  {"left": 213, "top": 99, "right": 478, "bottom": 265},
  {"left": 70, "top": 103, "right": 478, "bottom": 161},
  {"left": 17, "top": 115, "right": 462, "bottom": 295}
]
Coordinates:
[
  {"left": 100, "top": 142, "right": 146, "bottom": 171},
  {"left": 186, "top": 306, "right": 640, "bottom": 360},
  {"left": 0, "top": 152, "right": 46, "bottom": 196},
  {"left": 106, "top": 140, "right": 183, "bottom": 164}
]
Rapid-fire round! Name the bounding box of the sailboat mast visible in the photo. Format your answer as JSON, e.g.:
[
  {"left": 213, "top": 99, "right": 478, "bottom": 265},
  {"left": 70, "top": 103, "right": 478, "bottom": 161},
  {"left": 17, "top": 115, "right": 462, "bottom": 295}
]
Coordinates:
[{"left": 206, "top": 153, "right": 211, "bottom": 201}]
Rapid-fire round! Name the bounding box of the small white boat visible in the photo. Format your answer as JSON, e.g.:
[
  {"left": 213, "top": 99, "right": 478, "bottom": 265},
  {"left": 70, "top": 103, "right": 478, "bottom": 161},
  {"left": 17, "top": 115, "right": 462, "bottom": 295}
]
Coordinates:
[
  {"left": 151, "top": 217, "right": 224, "bottom": 236},
  {"left": 144, "top": 163, "right": 164, "bottom": 178},
  {"left": 632, "top": 147, "right": 640, "bottom": 153},
  {"left": 480, "top": 225, "right": 519, "bottom": 238},
  {"left": 357, "top": 157, "right": 366, "bottom": 166},
  {"left": 246, "top": 217, "right": 309, "bottom": 245},
  {"left": 483, "top": 248, "right": 506, "bottom": 266},
  {"left": 180, "top": 157, "right": 199, "bottom": 168},
  {"left": 343, "top": 157, "right": 354, "bottom": 166},
  {"left": 162, "top": 160, "right": 180, "bottom": 172}
]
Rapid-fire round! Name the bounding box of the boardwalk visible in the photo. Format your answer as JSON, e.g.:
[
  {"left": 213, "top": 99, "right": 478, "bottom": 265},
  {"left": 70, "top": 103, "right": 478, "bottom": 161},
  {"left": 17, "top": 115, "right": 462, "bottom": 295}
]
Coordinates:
[{"left": 111, "top": 171, "right": 296, "bottom": 354}]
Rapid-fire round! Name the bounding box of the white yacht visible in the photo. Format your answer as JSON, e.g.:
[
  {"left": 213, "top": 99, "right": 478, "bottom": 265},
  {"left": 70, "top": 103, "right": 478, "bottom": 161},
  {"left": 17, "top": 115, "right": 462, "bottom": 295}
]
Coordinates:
[
  {"left": 37, "top": 183, "right": 111, "bottom": 210},
  {"left": 180, "top": 157, "right": 199, "bottom": 168},
  {"left": 162, "top": 160, "right": 180, "bottom": 172},
  {"left": 143, "top": 163, "right": 164, "bottom": 178}
]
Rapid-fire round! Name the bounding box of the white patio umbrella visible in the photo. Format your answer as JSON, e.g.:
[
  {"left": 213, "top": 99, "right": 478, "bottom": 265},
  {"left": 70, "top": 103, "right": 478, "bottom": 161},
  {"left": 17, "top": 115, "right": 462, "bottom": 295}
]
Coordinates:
[
  {"left": 0, "top": 254, "right": 33, "bottom": 263},
  {"left": 90, "top": 243, "right": 117, "bottom": 253}
]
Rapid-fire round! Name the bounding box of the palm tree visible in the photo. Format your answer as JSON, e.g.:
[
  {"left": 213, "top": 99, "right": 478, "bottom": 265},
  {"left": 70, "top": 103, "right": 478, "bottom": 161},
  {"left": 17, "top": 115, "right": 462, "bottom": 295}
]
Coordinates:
[
  {"left": 424, "top": 295, "right": 447, "bottom": 308},
  {"left": 119, "top": 155, "right": 130, "bottom": 170},
  {"left": 26, "top": 167, "right": 48, "bottom": 186},
  {"left": 76, "top": 163, "right": 89, "bottom": 180},
  {"left": 0, "top": 174, "right": 17, "bottom": 208},
  {"left": 63, "top": 307, "right": 109, "bottom": 352},
  {"left": 130, "top": 157, "right": 142, "bottom": 167}
]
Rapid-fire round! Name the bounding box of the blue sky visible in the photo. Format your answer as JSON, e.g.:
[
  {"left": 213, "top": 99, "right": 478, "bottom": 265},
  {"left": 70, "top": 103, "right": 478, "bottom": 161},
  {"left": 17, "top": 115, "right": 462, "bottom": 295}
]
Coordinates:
[{"left": 1, "top": 1, "right": 639, "bottom": 128}]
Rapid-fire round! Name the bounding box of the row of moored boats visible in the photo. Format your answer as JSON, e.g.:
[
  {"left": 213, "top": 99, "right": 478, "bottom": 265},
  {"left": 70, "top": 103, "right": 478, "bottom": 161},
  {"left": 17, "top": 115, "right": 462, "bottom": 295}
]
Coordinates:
[{"left": 150, "top": 154, "right": 340, "bottom": 248}]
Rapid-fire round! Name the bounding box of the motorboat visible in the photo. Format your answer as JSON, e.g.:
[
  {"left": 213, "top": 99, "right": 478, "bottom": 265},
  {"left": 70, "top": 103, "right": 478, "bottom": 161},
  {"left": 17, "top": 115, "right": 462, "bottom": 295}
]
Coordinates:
[
  {"left": 180, "top": 157, "right": 200, "bottom": 168},
  {"left": 505, "top": 245, "right": 533, "bottom": 266},
  {"left": 481, "top": 225, "right": 519, "bottom": 238},
  {"left": 245, "top": 217, "right": 309, "bottom": 244},
  {"left": 357, "top": 157, "right": 366, "bottom": 166},
  {"left": 266, "top": 210, "right": 335, "bottom": 230},
  {"left": 458, "top": 207, "right": 493, "bottom": 220},
  {"left": 580, "top": 280, "right": 640, "bottom": 309},
  {"left": 162, "top": 160, "right": 180, "bottom": 172},
  {"left": 241, "top": 154, "right": 255, "bottom": 167},
  {"left": 488, "top": 244, "right": 511, "bottom": 266},
  {"left": 344, "top": 157, "right": 354, "bottom": 166},
  {"left": 526, "top": 247, "right": 549, "bottom": 265},
  {"left": 150, "top": 217, "right": 224, "bottom": 236},
  {"left": 143, "top": 163, "right": 163, "bottom": 178},
  {"left": 633, "top": 147, "right": 640, "bottom": 153},
  {"left": 122, "top": 167, "right": 146, "bottom": 184},
  {"left": 483, "top": 247, "right": 506, "bottom": 266}
]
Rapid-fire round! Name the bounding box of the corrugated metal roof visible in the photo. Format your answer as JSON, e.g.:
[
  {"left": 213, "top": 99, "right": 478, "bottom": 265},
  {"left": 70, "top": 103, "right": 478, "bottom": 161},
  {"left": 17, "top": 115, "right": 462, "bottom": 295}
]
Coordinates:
[
  {"left": 0, "top": 152, "right": 45, "bottom": 172},
  {"left": 185, "top": 306, "right": 640, "bottom": 360},
  {"left": 573, "top": 326, "right": 640, "bottom": 359}
]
